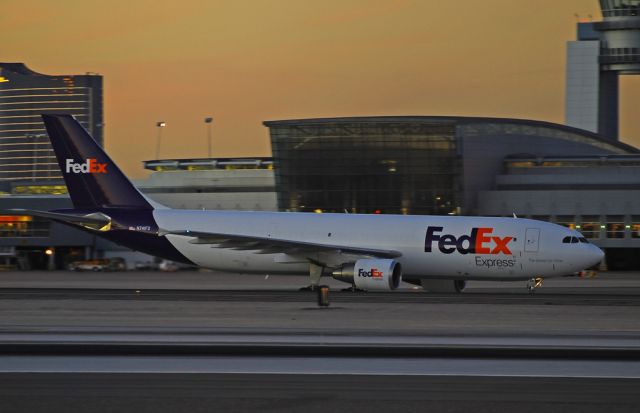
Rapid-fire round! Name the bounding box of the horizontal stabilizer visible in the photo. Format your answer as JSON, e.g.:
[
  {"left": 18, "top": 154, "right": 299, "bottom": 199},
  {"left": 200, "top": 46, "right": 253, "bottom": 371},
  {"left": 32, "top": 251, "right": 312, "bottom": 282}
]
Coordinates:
[{"left": 1, "top": 209, "right": 112, "bottom": 231}]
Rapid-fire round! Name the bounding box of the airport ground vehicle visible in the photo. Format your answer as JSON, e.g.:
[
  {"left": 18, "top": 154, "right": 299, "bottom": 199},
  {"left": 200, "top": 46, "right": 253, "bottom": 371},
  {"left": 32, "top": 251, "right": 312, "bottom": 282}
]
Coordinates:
[
  {"left": 68, "top": 258, "right": 126, "bottom": 272},
  {"left": 68, "top": 259, "right": 108, "bottom": 272}
]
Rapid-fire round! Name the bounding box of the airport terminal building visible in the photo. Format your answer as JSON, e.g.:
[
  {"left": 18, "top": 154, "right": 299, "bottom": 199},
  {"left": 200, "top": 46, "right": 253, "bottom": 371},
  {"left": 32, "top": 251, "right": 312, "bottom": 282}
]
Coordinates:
[
  {"left": 137, "top": 158, "right": 276, "bottom": 211},
  {"left": 264, "top": 116, "right": 636, "bottom": 214}
]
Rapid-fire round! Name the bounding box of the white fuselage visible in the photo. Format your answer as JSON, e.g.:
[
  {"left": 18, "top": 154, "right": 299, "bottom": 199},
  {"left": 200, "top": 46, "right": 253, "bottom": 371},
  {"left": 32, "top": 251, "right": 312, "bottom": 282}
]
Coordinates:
[{"left": 154, "top": 210, "right": 604, "bottom": 281}]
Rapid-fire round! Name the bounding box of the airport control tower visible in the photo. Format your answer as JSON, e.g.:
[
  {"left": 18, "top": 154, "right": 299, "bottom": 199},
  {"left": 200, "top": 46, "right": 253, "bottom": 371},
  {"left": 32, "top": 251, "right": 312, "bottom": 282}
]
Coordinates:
[{"left": 565, "top": 0, "right": 640, "bottom": 140}]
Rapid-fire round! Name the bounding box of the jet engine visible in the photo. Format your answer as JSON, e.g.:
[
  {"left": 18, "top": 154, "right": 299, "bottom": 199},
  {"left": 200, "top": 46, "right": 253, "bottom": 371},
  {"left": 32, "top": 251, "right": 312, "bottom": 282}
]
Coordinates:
[{"left": 331, "top": 259, "right": 402, "bottom": 290}]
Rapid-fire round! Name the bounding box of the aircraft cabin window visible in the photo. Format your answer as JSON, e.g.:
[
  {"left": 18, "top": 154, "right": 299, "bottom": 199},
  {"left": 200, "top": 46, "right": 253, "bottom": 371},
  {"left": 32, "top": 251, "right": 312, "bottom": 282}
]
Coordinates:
[
  {"left": 571, "top": 237, "right": 579, "bottom": 243},
  {"left": 562, "top": 236, "right": 571, "bottom": 243},
  {"left": 578, "top": 237, "right": 589, "bottom": 243}
]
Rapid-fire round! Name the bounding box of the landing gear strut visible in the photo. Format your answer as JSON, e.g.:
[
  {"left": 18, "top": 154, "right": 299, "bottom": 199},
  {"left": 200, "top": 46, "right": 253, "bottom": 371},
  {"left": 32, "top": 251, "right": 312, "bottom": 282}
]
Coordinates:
[
  {"left": 299, "top": 263, "right": 324, "bottom": 291},
  {"left": 526, "top": 277, "right": 544, "bottom": 293}
]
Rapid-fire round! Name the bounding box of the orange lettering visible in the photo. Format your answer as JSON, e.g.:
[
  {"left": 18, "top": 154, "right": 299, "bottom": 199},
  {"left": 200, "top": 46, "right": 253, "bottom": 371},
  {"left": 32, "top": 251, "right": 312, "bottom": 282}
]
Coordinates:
[
  {"left": 491, "top": 236, "right": 513, "bottom": 254},
  {"left": 475, "top": 227, "right": 492, "bottom": 254}
]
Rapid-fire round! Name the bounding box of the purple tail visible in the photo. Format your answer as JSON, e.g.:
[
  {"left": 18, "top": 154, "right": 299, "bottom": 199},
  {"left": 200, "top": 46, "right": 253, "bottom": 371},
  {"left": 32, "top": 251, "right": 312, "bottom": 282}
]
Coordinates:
[{"left": 42, "top": 114, "right": 152, "bottom": 210}]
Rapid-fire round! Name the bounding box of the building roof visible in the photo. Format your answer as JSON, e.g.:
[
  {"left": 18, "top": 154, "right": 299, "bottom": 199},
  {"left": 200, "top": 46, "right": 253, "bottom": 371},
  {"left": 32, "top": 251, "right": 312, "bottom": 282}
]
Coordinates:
[
  {"left": 263, "top": 116, "right": 639, "bottom": 154},
  {"left": 0, "top": 63, "right": 43, "bottom": 76},
  {"left": 0, "top": 63, "right": 101, "bottom": 77}
]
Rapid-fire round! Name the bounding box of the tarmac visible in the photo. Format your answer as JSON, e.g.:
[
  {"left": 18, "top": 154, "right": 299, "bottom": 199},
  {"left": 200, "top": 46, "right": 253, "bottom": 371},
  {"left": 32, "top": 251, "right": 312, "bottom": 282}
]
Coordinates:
[
  {"left": 0, "top": 270, "right": 639, "bottom": 412},
  {"left": 0, "top": 269, "right": 636, "bottom": 291}
]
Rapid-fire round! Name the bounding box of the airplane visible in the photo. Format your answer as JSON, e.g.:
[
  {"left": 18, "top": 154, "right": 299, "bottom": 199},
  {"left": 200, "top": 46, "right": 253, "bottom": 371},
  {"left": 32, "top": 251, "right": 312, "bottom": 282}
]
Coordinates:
[{"left": 5, "top": 114, "right": 605, "bottom": 293}]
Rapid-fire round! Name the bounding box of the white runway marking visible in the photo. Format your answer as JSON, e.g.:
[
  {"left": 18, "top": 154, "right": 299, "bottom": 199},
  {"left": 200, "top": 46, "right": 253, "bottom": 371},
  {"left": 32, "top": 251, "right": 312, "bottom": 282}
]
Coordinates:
[{"left": 1, "top": 356, "right": 639, "bottom": 378}]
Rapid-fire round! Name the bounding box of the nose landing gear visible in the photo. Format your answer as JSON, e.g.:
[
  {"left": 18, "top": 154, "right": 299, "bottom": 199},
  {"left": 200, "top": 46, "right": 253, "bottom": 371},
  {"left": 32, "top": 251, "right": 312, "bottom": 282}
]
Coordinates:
[{"left": 526, "top": 277, "right": 544, "bottom": 293}]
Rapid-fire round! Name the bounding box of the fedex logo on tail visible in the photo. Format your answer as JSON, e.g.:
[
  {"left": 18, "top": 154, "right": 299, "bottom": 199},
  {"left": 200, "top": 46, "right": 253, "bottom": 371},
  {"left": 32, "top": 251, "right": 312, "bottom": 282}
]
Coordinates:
[
  {"left": 65, "top": 159, "right": 107, "bottom": 174},
  {"left": 425, "top": 226, "right": 514, "bottom": 255}
]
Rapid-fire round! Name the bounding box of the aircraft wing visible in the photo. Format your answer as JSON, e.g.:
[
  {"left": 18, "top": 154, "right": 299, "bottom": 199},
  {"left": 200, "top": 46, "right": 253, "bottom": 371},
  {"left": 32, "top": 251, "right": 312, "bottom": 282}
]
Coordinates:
[{"left": 161, "top": 229, "right": 402, "bottom": 259}]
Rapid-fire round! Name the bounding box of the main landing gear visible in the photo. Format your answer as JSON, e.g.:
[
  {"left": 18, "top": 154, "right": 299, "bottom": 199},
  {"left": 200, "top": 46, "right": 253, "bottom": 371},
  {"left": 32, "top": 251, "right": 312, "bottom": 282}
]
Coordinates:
[
  {"left": 299, "top": 263, "right": 365, "bottom": 292},
  {"left": 526, "top": 277, "right": 544, "bottom": 294},
  {"left": 299, "top": 263, "right": 324, "bottom": 291}
]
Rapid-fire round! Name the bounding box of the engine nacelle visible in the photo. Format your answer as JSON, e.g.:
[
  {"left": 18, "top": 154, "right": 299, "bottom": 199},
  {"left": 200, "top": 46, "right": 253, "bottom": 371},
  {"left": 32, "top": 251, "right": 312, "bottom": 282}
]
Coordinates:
[{"left": 332, "top": 259, "right": 402, "bottom": 291}]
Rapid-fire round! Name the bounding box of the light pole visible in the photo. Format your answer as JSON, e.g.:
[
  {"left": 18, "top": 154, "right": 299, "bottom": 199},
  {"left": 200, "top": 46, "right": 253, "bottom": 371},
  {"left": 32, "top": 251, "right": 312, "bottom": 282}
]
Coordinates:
[
  {"left": 155, "top": 121, "right": 166, "bottom": 159},
  {"left": 45, "top": 247, "right": 55, "bottom": 271},
  {"left": 204, "top": 117, "right": 213, "bottom": 158}
]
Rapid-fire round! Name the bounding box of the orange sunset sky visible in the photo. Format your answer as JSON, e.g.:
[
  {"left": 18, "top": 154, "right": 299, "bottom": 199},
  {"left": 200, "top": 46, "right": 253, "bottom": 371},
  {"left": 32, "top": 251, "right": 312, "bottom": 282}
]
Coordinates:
[{"left": 2, "top": 0, "right": 639, "bottom": 178}]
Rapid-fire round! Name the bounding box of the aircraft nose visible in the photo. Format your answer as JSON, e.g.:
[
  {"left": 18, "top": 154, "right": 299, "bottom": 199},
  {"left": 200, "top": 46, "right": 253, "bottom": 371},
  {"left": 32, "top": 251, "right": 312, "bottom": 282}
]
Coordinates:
[{"left": 591, "top": 245, "right": 605, "bottom": 267}]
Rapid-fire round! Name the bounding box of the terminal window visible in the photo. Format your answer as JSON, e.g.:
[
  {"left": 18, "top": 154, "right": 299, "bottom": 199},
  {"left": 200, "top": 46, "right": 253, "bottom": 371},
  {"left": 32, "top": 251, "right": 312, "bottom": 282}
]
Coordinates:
[
  {"left": 580, "top": 216, "right": 601, "bottom": 239},
  {"left": 606, "top": 217, "right": 625, "bottom": 239},
  {"left": 0, "top": 216, "right": 50, "bottom": 238},
  {"left": 631, "top": 218, "right": 640, "bottom": 238},
  {"left": 555, "top": 216, "right": 576, "bottom": 230}
]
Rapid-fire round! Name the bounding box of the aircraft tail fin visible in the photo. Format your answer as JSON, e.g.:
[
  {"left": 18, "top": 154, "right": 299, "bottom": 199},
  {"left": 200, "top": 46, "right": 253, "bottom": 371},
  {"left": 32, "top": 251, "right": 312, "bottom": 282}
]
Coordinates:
[{"left": 42, "top": 114, "right": 153, "bottom": 210}]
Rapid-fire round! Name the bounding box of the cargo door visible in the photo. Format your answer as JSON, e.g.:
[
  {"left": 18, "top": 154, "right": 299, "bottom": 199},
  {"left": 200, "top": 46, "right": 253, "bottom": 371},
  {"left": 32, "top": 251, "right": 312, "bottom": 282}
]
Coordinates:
[{"left": 524, "top": 228, "right": 540, "bottom": 253}]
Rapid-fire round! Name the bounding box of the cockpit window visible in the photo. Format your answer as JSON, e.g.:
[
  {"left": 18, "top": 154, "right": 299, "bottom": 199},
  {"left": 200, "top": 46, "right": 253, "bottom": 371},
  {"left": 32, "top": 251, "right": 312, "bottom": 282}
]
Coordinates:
[{"left": 563, "top": 236, "right": 586, "bottom": 244}]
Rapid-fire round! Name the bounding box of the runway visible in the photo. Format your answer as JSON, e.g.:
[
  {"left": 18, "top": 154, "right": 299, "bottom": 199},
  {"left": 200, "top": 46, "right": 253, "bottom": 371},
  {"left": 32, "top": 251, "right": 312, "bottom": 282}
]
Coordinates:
[
  {"left": 1, "top": 334, "right": 639, "bottom": 412},
  {"left": 3, "top": 374, "right": 638, "bottom": 413},
  {"left": 2, "top": 287, "right": 640, "bottom": 306},
  {"left": 0, "top": 270, "right": 639, "bottom": 412}
]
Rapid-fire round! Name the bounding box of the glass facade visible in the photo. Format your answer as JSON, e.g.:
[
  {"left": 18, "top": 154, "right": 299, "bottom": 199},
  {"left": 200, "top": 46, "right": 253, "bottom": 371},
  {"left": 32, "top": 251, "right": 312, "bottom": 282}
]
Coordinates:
[
  {"left": 0, "top": 215, "right": 50, "bottom": 238},
  {"left": 0, "top": 63, "right": 103, "bottom": 188},
  {"left": 266, "top": 119, "right": 461, "bottom": 215}
]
